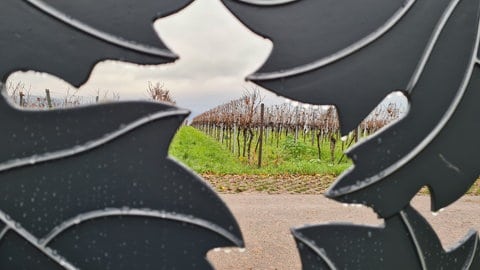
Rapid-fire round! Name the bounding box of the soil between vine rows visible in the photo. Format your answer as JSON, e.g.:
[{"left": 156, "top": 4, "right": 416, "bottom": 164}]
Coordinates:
[
  {"left": 201, "top": 174, "right": 335, "bottom": 194},
  {"left": 202, "top": 174, "right": 480, "bottom": 196}
]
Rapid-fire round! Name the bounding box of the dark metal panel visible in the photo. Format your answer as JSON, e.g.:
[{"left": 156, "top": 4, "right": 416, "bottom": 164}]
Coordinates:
[
  {"left": 0, "top": 94, "right": 243, "bottom": 269},
  {"left": 40, "top": 0, "right": 193, "bottom": 49},
  {"left": 224, "top": 0, "right": 480, "bottom": 269},
  {"left": 0, "top": 0, "right": 192, "bottom": 86},
  {"left": 0, "top": 232, "right": 65, "bottom": 270},
  {"left": 222, "top": 0, "right": 454, "bottom": 133},
  {"left": 293, "top": 206, "right": 479, "bottom": 270},
  {"left": 0, "top": 1, "right": 243, "bottom": 269},
  {"left": 1, "top": 0, "right": 480, "bottom": 268},
  {"left": 0, "top": 98, "right": 175, "bottom": 170},
  {"left": 327, "top": 0, "right": 480, "bottom": 217},
  {"left": 223, "top": 0, "right": 406, "bottom": 73}
]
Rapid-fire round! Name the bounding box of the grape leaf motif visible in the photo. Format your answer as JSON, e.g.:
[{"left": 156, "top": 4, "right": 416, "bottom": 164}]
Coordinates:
[
  {"left": 0, "top": 0, "right": 193, "bottom": 87},
  {"left": 326, "top": 0, "right": 480, "bottom": 218},
  {"left": 223, "top": 0, "right": 480, "bottom": 268},
  {"left": 0, "top": 1, "right": 244, "bottom": 269},
  {"left": 292, "top": 206, "right": 480, "bottom": 270},
  {"left": 0, "top": 85, "right": 243, "bottom": 269},
  {"left": 223, "top": 0, "right": 480, "bottom": 217},
  {"left": 221, "top": 0, "right": 457, "bottom": 134}
]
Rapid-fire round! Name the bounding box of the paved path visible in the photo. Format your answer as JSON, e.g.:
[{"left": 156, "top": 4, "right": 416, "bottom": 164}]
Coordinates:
[{"left": 208, "top": 194, "right": 480, "bottom": 269}]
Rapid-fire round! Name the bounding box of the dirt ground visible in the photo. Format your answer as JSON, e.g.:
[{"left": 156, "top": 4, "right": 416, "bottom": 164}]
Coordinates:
[
  {"left": 202, "top": 174, "right": 336, "bottom": 194},
  {"left": 207, "top": 194, "right": 480, "bottom": 270},
  {"left": 202, "top": 174, "right": 480, "bottom": 195}
]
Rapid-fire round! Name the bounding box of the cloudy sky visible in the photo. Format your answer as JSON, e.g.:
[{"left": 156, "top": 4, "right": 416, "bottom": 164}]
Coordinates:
[
  {"left": 8, "top": 0, "right": 283, "bottom": 117},
  {"left": 7, "top": 0, "right": 405, "bottom": 118}
]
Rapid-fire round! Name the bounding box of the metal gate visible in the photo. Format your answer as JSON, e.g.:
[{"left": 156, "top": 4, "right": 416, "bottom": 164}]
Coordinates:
[{"left": 1, "top": 0, "right": 479, "bottom": 269}]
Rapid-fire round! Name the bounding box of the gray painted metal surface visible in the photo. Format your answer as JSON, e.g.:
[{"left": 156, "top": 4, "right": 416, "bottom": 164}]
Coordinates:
[
  {"left": 1, "top": 0, "right": 479, "bottom": 269},
  {"left": 223, "top": 0, "right": 480, "bottom": 268},
  {"left": 0, "top": 1, "right": 242, "bottom": 269}
]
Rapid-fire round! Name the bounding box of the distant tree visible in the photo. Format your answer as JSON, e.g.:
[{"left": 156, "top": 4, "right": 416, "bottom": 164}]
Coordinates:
[{"left": 147, "top": 82, "right": 175, "bottom": 105}]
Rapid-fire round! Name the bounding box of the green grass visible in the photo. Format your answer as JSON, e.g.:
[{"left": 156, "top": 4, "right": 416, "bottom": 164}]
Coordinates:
[
  {"left": 168, "top": 126, "right": 245, "bottom": 174},
  {"left": 170, "top": 127, "right": 480, "bottom": 195},
  {"left": 169, "top": 126, "right": 351, "bottom": 175}
]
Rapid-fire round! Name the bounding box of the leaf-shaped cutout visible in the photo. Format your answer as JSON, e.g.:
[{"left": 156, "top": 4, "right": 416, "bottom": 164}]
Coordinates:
[
  {"left": 221, "top": 0, "right": 456, "bottom": 133},
  {"left": 292, "top": 206, "right": 479, "bottom": 269},
  {"left": 0, "top": 99, "right": 243, "bottom": 269},
  {"left": 0, "top": 0, "right": 193, "bottom": 86},
  {"left": 326, "top": 0, "right": 480, "bottom": 218}
]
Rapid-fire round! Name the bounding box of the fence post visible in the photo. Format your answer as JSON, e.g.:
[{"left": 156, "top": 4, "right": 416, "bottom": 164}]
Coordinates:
[
  {"left": 45, "top": 89, "right": 53, "bottom": 108},
  {"left": 19, "top": 91, "right": 25, "bottom": 107},
  {"left": 258, "top": 103, "right": 264, "bottom": 168}
]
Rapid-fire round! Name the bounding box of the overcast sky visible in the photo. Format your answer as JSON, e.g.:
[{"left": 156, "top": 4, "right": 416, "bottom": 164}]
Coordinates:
[{"left": 7, "top": 0, "right": 405, "bottom": 118}]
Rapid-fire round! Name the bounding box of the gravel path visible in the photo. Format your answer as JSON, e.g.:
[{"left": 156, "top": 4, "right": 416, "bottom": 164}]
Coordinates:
[{"left": 208, "top": 194, "right": 480, "bottom": 269}]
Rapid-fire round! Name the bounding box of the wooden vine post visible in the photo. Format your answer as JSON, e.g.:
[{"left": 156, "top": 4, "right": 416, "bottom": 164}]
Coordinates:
[
  {"left": 45, "top": 89, "right": 53, "bottom": 108},
  {"left": 258, "top": 103, "right": 264, "bottom": 168}
]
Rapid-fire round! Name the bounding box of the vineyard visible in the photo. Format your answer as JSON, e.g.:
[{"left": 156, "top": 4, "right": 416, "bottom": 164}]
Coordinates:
[
  {"left": 191, "top": 89, "right": 404, "bottom": 169},
  {"left": 4, "top": 81, "right": 404, "bottom": 174}
]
